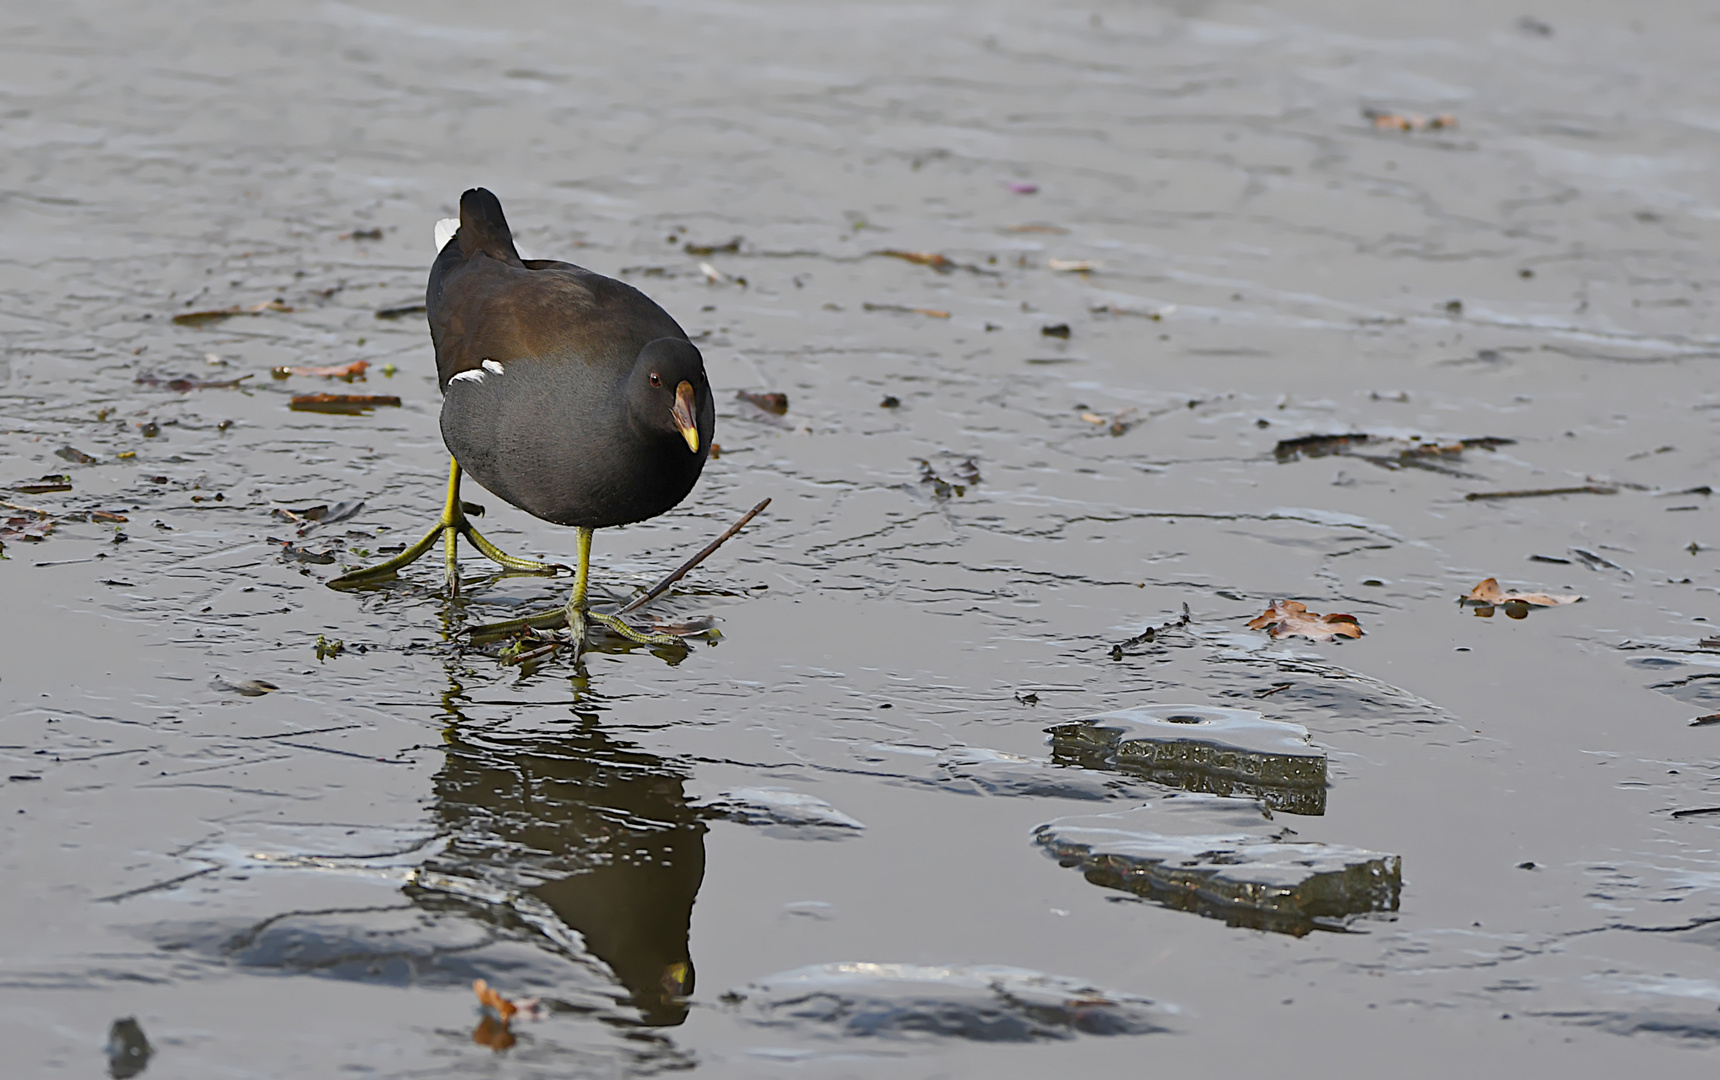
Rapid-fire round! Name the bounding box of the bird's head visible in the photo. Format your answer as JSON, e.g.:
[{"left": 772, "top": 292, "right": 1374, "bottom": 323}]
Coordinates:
[{"left": 629, "top": 337, "right": 713, "bottom": 456}]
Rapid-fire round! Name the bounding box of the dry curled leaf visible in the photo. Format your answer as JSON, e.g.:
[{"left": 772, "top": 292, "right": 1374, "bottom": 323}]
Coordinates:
[
  {"left": 472, "top": 978, "right": 542, "bottom": 1049},
  {"left": 1459, "top": 578, "right": 1581, "bottom": 616},
  {"left": 172, "top": 300, "right": 293, "bottom": 325},
  {"left": 1248, "top": 600, "right": 1363, "bottom": 642}
]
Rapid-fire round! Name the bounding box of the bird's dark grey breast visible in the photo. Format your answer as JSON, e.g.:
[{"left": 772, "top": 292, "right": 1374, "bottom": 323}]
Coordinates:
[{"left": 440, "top": 353, "right": 696, "bottom": 529}]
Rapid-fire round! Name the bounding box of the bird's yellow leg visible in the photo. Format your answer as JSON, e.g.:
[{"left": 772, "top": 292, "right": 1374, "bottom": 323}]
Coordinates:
[
  {"left": 328, "top": 459, "right": 561, "bottom": 592},
  {"left": 566, "top": 526, "right": 684, "bottom": 651}
]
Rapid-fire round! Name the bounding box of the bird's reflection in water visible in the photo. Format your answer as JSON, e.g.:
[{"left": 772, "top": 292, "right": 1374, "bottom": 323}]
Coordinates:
[{"left": 423, "top": 683, "right": 704, "bottom": 1027}]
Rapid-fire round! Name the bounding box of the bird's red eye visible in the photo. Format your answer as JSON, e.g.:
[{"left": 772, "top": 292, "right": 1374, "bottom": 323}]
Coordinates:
[{"left": 649, "top": 372, "right": 662, "bottom": 387}]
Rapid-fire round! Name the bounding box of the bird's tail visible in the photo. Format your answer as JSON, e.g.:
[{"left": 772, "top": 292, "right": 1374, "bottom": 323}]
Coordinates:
[{"left": 457, "top": 187, "right": 523, "bottom": 266}]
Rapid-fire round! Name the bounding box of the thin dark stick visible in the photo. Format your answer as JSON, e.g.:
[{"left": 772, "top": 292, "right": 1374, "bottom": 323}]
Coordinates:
[{"left": 618, "top": 498, "right": 771, "bottom": 615}]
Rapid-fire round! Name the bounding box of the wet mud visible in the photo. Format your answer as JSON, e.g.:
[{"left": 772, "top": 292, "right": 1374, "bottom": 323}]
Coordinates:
[{"left": 5, "top": 0, "right": 1720, "bottom": 1075}]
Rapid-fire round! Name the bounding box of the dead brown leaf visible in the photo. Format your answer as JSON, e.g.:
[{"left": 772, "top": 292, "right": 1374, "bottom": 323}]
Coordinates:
[
  {"left": 736, "top": 390, "right": 788, "bottom": 415},
  {"left": 288, "top": 393, "right": 400, "bottom": 415},
  {"left": 878, "top": 249, "right": 952, "bottom": 270},
  {"left": 1247, "top": 600, "right": 1363, "bottom": 642},
  {"left": 1460, "top": 578, "right": 1582, "bottom": 614}
]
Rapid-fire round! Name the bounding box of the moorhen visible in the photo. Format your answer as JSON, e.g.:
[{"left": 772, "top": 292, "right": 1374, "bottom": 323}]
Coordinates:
[{"left": 333, "top": 188, "right": 715, "bottom": 655}]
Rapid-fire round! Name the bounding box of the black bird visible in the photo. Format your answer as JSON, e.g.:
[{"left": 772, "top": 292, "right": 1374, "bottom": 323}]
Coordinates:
[{"left": 333, "top": 188, "right": 715, "bottom": 652}]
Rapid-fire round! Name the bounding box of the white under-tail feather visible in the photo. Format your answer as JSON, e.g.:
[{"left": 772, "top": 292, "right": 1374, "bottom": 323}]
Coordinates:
[{"left": 433, "top": 216, "right": 533, "bottom": 260}]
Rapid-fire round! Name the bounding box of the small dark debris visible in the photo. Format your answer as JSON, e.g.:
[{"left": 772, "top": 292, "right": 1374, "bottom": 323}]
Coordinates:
[
  {"left": 1041, "top": 323, "right": 1071, "bottom": 338},
  {"left": 1444, "top": 299, "right": 1464, "bottom": 315},
  {"left": 915, "top": 459, "right": 966, "bottom": 500},
  {"left": 1519, "top": 268, "right": 1535, "bottom": 279},
  {"left": 737, "top": 390, "right": 789, "bottom": 415},
  {"left": 1274, "top": 433, "right": 1370, "bottom": 462},
  {"left": 1254, "top": 682, "right": 1293, "bottom": 698},
  {"left": 881, "top": 395, "right": 901, "bottom": 408},
  {"left": 684, "top": 237, "right": 742, "bottom": 256},
  {"left": 135, "top": 371, "right": 253, "bottom": 391},
  {"left": 55, "top": 446, "right": 99, "bottom": 465},
  {"left": 273, "top": 500, "right": 365, "bottom": 533},
  {"left": 1516, "top": 15, "right": 1553, "bottom": 36},
  {"left": 1015, "top": 691, "right": 1039, "bottom": 705},
  {"left": 1466, "top": 485, "right": 1616, "bottom": 501},
  {"left": 343, "top": 227, "right": 384, "bottom": 241},
  {"left": 13, "top": 475, "right": 72, "bottom": 494},
  {"left": 1110, "top": 628, "right": 1154, "bottom": 660},
  {"left": 1517, "top": 861, "right": 1538, "bottom": 870},
  {"left": 1661, "top": 485, "right": 1712, "bottom": 498},
  {"left": 375, "top": 302, "right": 427, "bottom": 320},
  {"left": 9, "top": 774, "right": 41, "bottom": 782},
  {"left": 107, "top": 1016, "right": 152, "bottom": 1079},
  {"left": 1690, "top": 712, "right": 1720, "bottom": 727},
  {"left": 213, "top": 677, "right": 279, "bottom": 697},
  {"left": 1109, "top": 604, "right": 1190, "bottom": 659},
  {"left": 271, "top": 538, "right": 336, "bottom": 564},
  {"left": 139, "top": 421, "right": 160, "bottom": 438},
  {"left": 1528, "top": 555, "right": 1572, "bottom": 564},
  {"left": 1671, "top": 805, "right": 1720, "bottom": 816},
  {"left": 1570, "top": 548, "right": 1628, "bottom": 574}
]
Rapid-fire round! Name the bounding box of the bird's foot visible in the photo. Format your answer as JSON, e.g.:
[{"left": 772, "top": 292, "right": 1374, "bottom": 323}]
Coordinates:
[
  {"left": 328, "top": 517, "right": 448, "bottom": 590},
  {"left": 587, "top": 609, "right": 688, "bottom": 648},
  {"left": 463, "top": 521, "right": 565, "bottom": 577},
  {"left": 328, "top": 516, "right": 563, "bottom": 593}
]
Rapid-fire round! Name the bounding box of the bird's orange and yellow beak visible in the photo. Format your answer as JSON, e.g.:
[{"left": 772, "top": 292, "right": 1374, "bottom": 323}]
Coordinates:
[{"left": 672, "top": 381, "right": 700, "bottom": 453}]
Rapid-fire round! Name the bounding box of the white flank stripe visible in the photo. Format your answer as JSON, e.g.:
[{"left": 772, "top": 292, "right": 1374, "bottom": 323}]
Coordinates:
[
  {"left": 481, "top": 359, "right": 504, "bottom": 375},
  {"left": 450, "top": 369, "right": 484, "bottom": 384}
]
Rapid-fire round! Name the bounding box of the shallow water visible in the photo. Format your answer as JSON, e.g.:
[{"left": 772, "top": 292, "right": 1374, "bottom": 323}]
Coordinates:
[{"left": 5, "top": 0, "right": 1720, "bottom": 1074}]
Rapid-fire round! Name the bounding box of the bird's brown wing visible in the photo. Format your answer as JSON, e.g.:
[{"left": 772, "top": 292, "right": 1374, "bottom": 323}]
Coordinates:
[{"left": 430, "top": 256, "right": 687, "bottom": 390}]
